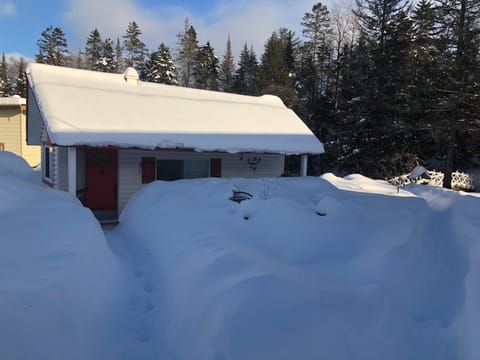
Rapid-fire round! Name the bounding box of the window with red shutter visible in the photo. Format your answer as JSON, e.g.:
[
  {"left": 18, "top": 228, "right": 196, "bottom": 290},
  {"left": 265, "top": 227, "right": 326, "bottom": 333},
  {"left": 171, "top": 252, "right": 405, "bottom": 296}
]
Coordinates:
[
  {"left": 141, "top": 157, "right": 156, "bottom": 184},
  {"left": 210, "top": 158, "right": 222, "bottom": 177}
]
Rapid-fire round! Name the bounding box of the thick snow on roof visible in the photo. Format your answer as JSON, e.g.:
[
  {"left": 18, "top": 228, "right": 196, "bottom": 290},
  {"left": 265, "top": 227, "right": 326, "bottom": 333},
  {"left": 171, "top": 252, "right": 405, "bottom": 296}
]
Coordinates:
[
  {"left": 26, "top": 63, "right": 324, "bottom": 154},
  {"left": 0, "top": 95, "right": 26, "bottom": 106}
]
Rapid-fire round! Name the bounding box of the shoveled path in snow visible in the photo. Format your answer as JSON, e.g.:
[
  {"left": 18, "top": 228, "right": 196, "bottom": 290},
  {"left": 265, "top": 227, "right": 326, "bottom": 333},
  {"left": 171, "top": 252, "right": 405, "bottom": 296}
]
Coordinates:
[{"left": 104, "top": 225, "right": 163, "bottom": 360}]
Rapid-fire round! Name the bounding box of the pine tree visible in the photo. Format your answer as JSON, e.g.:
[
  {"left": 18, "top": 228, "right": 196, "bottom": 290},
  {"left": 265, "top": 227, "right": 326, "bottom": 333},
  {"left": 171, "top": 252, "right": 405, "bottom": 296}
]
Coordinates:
[
  {"left": 14, "top": 57, "right": 27, "bottom": 98},
  {"left": 219, "top": 35, "right": 235, "bottom": 92},
  {"left": 176, "top": 18, "right": 199, "bottom": 87},
  {"left": 143, "top": 43, "right": 178, "bottom": 85},
  {"left": 123, "top": 21, "right": 147, "bottom": 73},
  {"left": 0, "top": 53, "right": 13, "bottom": 97},
  {"left": 35, "top": 26, "right": 69, "bottom": 66},
  {"left": 232, "top": 43, "right": 258, "bottom": 95},
  {"left": 194, "top": 41, "right": 220, "bottom": 90},
  {"left": 85, "top": 28, "right": 103, "bottom": 71}
]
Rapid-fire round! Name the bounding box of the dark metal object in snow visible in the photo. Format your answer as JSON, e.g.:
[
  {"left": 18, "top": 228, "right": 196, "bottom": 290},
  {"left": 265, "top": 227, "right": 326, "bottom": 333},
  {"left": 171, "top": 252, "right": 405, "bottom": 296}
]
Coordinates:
[{"left": 230, "top": 190, "right": 253, "bottom": 203}]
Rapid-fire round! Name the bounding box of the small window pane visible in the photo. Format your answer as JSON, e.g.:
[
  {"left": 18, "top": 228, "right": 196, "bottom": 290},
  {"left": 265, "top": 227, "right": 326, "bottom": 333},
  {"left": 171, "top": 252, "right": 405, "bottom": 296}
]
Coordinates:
[
  {"left": 184, "top": 159, "right": 209, "bottom": 179},
  {"left": 157, "top": 160, "right": 183, "bottom": 181},
  {"left": 44, "top": 147, "right": 51, "bottom": 179}
]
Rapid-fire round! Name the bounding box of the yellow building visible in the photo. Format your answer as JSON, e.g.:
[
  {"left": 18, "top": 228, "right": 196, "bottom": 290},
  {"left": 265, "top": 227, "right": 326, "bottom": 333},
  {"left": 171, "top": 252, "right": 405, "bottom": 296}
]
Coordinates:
[{"left": 0, "top": 96, "right": 41, "bottom": 167}]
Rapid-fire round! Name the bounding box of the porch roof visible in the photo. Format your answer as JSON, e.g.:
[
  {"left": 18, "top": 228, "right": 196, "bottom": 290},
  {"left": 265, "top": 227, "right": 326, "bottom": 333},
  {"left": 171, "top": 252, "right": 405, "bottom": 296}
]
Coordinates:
[{"left": 26, "top": 63, "right": 324, "bottom": 155}]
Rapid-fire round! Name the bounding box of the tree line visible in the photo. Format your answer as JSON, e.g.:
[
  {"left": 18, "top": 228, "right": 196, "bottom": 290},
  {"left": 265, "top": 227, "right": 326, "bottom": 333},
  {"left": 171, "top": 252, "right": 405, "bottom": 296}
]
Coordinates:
[{"left": 1, "top": 0, "right": 479, "bottom": 185}]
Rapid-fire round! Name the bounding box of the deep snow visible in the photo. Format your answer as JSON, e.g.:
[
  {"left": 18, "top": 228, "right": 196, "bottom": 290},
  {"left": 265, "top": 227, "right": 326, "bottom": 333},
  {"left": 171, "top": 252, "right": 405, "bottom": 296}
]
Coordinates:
[{"left": 1, "top": 151, "right": 479, "bottom": 360}]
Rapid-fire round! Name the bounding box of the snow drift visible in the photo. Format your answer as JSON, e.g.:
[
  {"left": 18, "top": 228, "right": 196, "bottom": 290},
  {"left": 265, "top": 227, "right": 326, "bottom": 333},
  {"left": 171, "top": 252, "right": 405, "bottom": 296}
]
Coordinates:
[
  {"left": 0, "top": 151, "right": 120, "bottom": 360},
  {"left": 1, "top": 149, "right": 479, "bottom": 360},
  {"left": 117, "top": 176, "right": 480, "bottom": 360}
]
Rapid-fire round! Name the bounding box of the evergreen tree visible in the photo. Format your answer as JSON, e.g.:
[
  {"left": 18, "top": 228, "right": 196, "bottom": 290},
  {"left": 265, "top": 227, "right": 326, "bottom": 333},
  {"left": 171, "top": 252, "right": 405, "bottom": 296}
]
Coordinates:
[
  {"left": 35, "top": 26, "right": 69, "bottom": 66},
  {"left": 258, "top": 29, "right": 299, "bottom": 107},
  {"left": 14, "top": 57, "right": 27, "bottom": 98},
  {"left": 219, "top": 35, "right": 235, "bottom": 92},
  {"left": 115, "top": 38, "right": 124, "bottom": 72},
  {"left": 85, "top": 28, "right": 103, "bottom": 71},
  {"left": 0, "top": 53, "right": 12, "bottom": 97},
  {"left": 143, "top": 43, "right": 178, "bottom": 85},
  {"left": 99, "top": 38, "right": 117, "bottom": 73},
  {"left": 410, "top": 0, "right": 439, "bottom": 112},
  {"left": 301, "top": 3, "right": 333, "bottom": 100},
  {"left": 435, "top": 0, "right": 480, "bottom": 187},
  {"left": 122, "top": 21, "right": 147, "bottom": 73},
  {"left": 232, "top": 43, "right": 258, "bottom": 95},
  {"left": 176, "top": 18, "right": 199, "bottom": 87},
  {"left": 352, "top": 0, "right": 415, "bottom": 177},
  {"left": 194, "top": 41, "right": 220, "bottom": 90},
  {"left": 299, "top": 3, "right": 334, "bottom": 136}
]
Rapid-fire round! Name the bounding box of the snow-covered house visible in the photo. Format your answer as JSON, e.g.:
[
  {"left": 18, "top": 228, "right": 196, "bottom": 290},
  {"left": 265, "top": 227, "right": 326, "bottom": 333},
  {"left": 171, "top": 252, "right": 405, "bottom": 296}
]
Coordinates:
[
  {"left": 26, "top": 63, "right": 324, "bottom": 219},
  {"left": 0, "top": 96, "right": 41, "bottom": 167}
]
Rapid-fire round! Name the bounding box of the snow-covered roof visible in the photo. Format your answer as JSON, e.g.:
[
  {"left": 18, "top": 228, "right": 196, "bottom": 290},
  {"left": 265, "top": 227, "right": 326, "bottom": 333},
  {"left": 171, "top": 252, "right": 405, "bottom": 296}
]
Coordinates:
[
  {"left": 26, "top": 63, "right": 324, "bottom": 154},
  {"left": 0, "top": 96, "right": 26, "bottom": 106}
]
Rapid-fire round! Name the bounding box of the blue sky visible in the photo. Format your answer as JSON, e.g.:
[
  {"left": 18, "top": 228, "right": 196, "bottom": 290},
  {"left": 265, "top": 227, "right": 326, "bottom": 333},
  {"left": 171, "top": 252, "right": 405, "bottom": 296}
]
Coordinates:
[{"left": 0, "top": 0, "right": 321, "bottom": 61}]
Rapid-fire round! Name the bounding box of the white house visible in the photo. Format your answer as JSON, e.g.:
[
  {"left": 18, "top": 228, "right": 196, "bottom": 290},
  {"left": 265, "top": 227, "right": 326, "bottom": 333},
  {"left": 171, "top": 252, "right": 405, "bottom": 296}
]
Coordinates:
[{"left": 26, "top": 63, "right": 324, "bottom": 220}]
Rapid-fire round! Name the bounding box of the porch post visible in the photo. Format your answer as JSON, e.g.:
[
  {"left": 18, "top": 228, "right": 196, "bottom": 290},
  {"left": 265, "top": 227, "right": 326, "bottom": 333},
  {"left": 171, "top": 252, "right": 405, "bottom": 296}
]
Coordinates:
[
  {"left": 300, "top": 154, "right": 308, "bottom": 177},
  {"left": 67, "top": 147, "right": 77, "bottom": 195}
]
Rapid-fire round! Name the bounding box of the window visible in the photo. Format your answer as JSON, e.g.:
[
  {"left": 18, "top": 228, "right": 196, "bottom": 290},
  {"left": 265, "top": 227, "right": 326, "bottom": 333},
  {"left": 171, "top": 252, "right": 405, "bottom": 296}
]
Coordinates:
[
  {"left": 184, "top": 159, "right": 209, "bottom": 179},
  {"left": 156, "top": 159, "right": 210, "bottom": 181},
  {"left": 0, "top": 143, "right": 4, "bottom": 151},
  {"left": 156, "top": 160, "right": 183, "bottom": 181},
  {"left": 43, "top": 146, "right": 53, "bottom": 180}
]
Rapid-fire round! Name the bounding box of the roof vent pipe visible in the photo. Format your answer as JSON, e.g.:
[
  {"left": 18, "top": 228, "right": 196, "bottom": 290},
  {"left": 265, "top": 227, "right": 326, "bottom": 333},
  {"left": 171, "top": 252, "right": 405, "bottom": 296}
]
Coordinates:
[{"left": 123, "top": 67, "right": 139, "bottom": 84}]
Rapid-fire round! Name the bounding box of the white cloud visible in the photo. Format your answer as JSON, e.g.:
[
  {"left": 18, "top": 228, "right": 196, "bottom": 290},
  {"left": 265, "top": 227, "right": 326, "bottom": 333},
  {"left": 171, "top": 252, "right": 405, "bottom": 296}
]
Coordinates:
[
  {"left": 63, "top": 0, "right": 318, "bottom": 59},
  {"left": 0, "top": 2, "right": 15, "bottom": 17}
]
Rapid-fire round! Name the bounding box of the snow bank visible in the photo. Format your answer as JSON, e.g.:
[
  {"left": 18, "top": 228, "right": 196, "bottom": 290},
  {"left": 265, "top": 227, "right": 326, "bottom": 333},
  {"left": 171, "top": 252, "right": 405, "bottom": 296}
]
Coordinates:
[
  {"left": 0, "top": 153, "right": 120, "bottom": 360},
  {"left": 0, "top": 150, "right": 39, "bottom": 182},
  {"left": 118, "top": 176, "right": 480, "bottom": 359}
]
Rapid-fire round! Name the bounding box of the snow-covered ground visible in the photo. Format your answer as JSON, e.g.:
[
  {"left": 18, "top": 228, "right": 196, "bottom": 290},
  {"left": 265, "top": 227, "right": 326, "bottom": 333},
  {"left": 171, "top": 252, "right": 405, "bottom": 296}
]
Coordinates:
[{"left": 1, "top": 151, "right": 479, "bottom": 359}]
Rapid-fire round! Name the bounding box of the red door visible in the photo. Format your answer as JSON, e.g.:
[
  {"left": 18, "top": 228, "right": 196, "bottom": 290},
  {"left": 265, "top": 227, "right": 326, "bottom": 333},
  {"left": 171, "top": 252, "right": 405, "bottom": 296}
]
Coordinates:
[{"left": 84, "top": 148, "right": 118, "bottom": 211}]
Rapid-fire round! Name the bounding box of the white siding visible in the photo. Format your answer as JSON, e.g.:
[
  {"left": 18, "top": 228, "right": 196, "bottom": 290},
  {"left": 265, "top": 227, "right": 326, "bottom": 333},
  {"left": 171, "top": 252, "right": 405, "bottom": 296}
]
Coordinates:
[
  {"left": 118, "top": 150, "right": 284, "bottom": 213},
  {"left": 55, "top": 146, "right": 68, "bottom": 191}
]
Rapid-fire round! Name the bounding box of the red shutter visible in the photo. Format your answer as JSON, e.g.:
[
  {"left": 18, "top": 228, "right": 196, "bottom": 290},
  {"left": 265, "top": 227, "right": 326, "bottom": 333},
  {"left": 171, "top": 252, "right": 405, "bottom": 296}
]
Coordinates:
[
  {"left": 210, "top": 158, "right": 222, "bottom": 177},
  {"left": 141, "top": 157, "right": 156, "bottom": 184}
]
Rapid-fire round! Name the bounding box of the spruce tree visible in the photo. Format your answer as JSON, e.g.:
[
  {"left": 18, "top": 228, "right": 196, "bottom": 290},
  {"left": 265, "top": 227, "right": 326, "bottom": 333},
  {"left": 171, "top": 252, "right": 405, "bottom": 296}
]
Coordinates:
[
  {"left": 122, "top": 21, "right": 147, "bottom": 73},
  {"left": 219, "top": 35, "right": 235, "bottom": 92},
  {"left": 35, "top": 26, "right": 69, "bottom": 66},
  {"left": 353, "top": 0, "right": 415, "bottom": 177},
  {"left": 258, "top": 29, "right": 299, "bottom": 107},
  {"left": 115, "top": 38, "right": 124, "bottom": 72},
  {"left": 14, "top": 57, "right": 27, "bottom": 98},
  {"left": 99, "top": 38, "right": 117, "bottom": 73},
  {"left": 232, "top": 43, "right": 258, "bottom": 95},
  {"left": 0, "top": 53, "right": 12, "bottom": 97},
  {"left": 194, "top": 41, "right": 220, "bottom": 90},
  {"left": 85, "top": 28, "right": 103, "bottom": 71},
  {"left": 435, "top": 0, "right": 480, "bottom": 187},
  {"left": 143, "top": 44, "right": 178, "bottom": 85}
]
